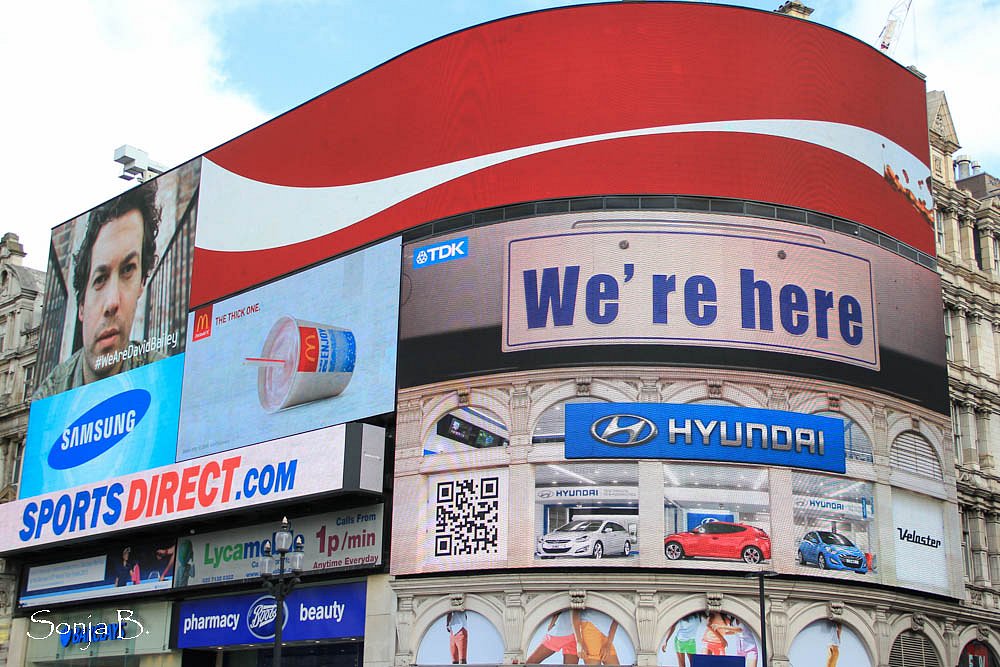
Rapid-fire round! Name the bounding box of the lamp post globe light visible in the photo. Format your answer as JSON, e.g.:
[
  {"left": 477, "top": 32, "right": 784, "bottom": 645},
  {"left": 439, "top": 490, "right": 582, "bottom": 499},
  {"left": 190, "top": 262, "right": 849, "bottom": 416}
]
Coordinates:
[{"left": 261, "top": 517, "right": 305, "bottom": 667}]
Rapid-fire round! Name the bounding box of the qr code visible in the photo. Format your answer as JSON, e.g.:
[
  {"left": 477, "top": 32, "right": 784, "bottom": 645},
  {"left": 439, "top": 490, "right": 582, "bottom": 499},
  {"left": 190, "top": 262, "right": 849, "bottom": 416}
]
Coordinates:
[{"left": 434, "top": 477, "right": 500, "bottom": 557}]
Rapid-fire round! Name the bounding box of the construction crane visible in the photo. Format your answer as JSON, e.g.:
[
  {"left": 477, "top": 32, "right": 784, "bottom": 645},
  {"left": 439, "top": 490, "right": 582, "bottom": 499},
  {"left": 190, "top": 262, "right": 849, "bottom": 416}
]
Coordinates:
[{"left": 878, "top": 0, "right": 913, "bottom": 55}]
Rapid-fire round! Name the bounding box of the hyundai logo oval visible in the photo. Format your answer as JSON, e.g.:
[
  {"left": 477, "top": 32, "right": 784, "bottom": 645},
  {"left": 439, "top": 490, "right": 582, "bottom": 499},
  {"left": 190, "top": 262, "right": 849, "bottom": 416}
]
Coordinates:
[
  {"left": 48, "top": 389, "right": 151, "bottom": 470},
  {"left": 590, "top": 415, "right": 657, "bottom": 446}
]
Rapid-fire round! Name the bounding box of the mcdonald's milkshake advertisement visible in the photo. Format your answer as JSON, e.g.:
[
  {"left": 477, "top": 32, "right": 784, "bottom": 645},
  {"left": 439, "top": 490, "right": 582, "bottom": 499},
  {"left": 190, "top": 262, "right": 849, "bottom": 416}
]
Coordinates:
[{"left": 176, "top": 238, "right": 400, "bottom": 461}]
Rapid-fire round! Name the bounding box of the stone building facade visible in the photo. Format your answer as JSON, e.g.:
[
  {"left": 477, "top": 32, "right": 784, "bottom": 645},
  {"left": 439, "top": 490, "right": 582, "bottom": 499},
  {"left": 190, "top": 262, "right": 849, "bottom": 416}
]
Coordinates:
[
  {"left": 386, "top": 92, "right": 1000, "bottom": 667},
  {"left": 0, "top": 233, "right": 44, "bottom": 667}
]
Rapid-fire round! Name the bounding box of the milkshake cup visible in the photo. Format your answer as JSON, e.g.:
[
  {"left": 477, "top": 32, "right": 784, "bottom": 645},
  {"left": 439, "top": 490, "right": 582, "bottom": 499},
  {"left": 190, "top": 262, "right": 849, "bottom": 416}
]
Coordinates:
[{"left": 255, "top": 316, "right": 356, "bottom": 412}]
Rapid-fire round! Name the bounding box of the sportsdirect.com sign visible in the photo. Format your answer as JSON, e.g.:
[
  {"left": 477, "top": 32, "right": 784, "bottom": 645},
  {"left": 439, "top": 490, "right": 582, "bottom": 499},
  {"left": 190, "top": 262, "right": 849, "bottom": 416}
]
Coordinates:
[
  {"left": 503, "top": 230, "right": 878, "bottom": 369},
  {"left": 565, "top": 403, "right": 846, "bottom": 473},
  {"left": 177, "top": 581, "right": 366, "bottom": 647},
  {"left": 0, "top": 424, "right": 382, "bottom": 551}
]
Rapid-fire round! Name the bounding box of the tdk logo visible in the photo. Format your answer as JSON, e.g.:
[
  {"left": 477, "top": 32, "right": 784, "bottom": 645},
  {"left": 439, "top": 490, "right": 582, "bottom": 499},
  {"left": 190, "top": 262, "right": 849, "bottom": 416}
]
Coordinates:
[
  {"left": 49, "top": 389, "right": 151, "bottom": 470},
  {"left": 590, "top": 415, "right": 658, "bottom": 446},
  {"left": 413, "top": 237, "right": 468, "bottom": 268}
]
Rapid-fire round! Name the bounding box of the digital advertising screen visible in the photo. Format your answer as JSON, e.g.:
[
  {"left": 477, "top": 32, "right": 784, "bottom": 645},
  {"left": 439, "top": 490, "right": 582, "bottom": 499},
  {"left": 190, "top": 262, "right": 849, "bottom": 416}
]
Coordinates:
[
  {"left": 392, "top": 397, "right": 962, "bottom": 598},
  {"left": 34, "top": 160, "right": 199, "bottom": 401},
  {"left": 176, "top": 504, "right": 383, "bottom": 588},
  {"left": 0, "top": 423, "right": 384, "bottom": 552},
  {"left": 189, "top": 2, "right": 932, "bottom": 307},
  {"left": 177, "top": 238, "right": 400, "bottom": 460},
  {"left": 21, "top": 159, "right": 200, "bottom": 501},
  {"left": 399, "top": 211, "right": 948, "bottom": 413},
  {"left": 18, "top": 537, "right": 177, "bottom": 608}
]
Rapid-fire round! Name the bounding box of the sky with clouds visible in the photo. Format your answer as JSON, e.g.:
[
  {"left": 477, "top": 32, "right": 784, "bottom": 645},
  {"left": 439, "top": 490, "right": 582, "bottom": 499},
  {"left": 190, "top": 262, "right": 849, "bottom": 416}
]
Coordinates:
[{"left": 1, "top": 0, "right": 997, "bottom": 271}]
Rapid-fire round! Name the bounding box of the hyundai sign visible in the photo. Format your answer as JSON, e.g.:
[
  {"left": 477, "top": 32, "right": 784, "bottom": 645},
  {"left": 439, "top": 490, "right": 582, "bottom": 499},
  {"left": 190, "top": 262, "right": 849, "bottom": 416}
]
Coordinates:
[
  {"left": 176, "top": 581, "right": 366, "bottom": 647},
  {"left": 565, "top": 403, "right": 846, "bottom": 473}
]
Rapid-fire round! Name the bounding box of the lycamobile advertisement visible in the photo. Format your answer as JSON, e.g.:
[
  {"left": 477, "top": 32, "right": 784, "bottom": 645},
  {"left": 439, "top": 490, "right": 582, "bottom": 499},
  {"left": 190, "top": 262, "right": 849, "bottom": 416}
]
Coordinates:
[
  {"left": 176, "top": 505, "right": 382, "bottom": 588},
  {"left": 177, "top": 238, "right": 400, "bottom": 461},
  {"left": 565, "top": 403, "right": 846, "bottom": 473},
  {"left": 0, "top": 423, "right": 384, "bottom": 552},
  {"left": 18, "top": 538, "right": 175, "bottom": 607},
  {"left": 177, "top": 581, "right": 365, "bottom": 647},
  {"left": 20, "top": 355, "right": 182, "bottom": 497}
]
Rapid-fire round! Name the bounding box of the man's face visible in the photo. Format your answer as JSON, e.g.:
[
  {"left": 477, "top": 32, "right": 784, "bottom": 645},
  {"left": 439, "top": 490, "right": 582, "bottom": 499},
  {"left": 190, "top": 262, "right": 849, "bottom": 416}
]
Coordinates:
[{"left": 78, "top": 209, "right": 144, "bottom": 381}]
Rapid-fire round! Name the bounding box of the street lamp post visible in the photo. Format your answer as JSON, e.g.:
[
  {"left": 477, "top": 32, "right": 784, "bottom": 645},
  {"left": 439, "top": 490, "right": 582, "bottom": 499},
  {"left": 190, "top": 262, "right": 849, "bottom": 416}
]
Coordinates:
[
  {"left": 261, "top": 517, "right": 305, "bottom": 667},
  {"left": 748, "top": 569, "right": 778, "bottom": 667}
]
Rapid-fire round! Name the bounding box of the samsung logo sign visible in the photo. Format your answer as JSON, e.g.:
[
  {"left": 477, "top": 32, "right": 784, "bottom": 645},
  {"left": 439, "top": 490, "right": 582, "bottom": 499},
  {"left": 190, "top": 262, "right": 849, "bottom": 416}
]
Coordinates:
[
  {"left": 48, "top": 390, "right": 151, "bottom": 470},
  {"left": 413, "top": 237, "right": 468, "bottom": 268}
]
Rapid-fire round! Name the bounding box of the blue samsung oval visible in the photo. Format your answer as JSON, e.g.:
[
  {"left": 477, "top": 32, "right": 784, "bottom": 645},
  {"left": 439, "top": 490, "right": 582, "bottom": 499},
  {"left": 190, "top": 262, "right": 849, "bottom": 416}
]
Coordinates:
[{"left": 48, "top": 389, "right": 151, "bottom": 470}]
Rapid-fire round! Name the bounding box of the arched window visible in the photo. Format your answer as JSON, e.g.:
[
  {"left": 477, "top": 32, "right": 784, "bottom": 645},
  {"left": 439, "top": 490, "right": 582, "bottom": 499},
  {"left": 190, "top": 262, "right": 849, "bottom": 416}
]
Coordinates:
[
  {"left": 532, "top": 396, "right": 607, "bottom": 444},
  {"left": 891, "top": 431, "right": 943, "bottom": 481},
  {"left": 424, "top": 406, "right": 509, "bottom": 455},
  {"left": 889, "top": 630, "right": 942, "bottom": 667},
  {"left": 817, "top": 411, "right": 874, "bottom": 463}
]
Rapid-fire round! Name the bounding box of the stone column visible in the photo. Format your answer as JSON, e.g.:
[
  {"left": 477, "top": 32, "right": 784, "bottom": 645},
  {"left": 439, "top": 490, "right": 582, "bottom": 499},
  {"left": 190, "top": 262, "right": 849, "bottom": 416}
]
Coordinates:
[
  {"left": 985, "top": 228, "right": 1000, "bottom": 277},
  {"left": 942, "top": 206, "right": 960, "bottom": 261},
  {"left": 0, "top": 439, "right": 7, "bottom": 489},
  {"left": 638, "top": 460, "right": 666, "bottom": 569},
  {"left": 977, "top": 409, "right": 995, "bottom": 471},
  {"left": 394, "top": 595, "right": 415, "bottom": 666},
  {"left": 874, "top": 605, "right": 891, "bottom": 667},
  {"left": 968, "top": 311, "right": 984, "bottom": 369},
  {"left": 987, "top": 510, "right": 1000, "bottom": 589},
  {"left": 970, "top": 507, "right": 991, "bottom": 587},
  {"left": 635, "top": 589, "right": 658, "bottom": 666},
  {"left": 768, "top": 595, "right": 790, "bottom": 667},
  {"left": 955, "top": 308, "right": 972, "bottom": 367},
  {"left": 960, "top": 215, "right": 977, "bottom": 264},
  {"left": 503, "top": 590, "right": 524, "bottom": 663},
  {"left": 960, "top": 402, "right": 980, "bottom": 469}
]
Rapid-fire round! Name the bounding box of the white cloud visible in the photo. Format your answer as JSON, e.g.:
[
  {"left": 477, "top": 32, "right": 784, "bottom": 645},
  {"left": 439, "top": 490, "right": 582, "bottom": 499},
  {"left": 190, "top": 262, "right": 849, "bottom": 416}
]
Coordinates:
[
  {"left": 0, "top": 1, "right": 269, "bottom": 270},
  {"left": 833, "top": 0, "right": 1000, "bottom": 173},
  {"left": 2, "top": 0, "right": 996, "bottom": 273}
]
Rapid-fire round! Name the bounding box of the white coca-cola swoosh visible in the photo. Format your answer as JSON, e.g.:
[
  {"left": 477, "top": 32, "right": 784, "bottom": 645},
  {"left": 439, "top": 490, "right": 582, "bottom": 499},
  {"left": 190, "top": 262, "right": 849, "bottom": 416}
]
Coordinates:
[{"left": 197, "top": 119, "right": 932, "bottom": 253}]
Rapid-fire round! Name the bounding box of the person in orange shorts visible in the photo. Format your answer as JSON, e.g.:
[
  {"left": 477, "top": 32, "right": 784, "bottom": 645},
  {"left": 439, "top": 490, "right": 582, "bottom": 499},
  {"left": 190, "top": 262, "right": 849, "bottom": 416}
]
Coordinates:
[
  {"left": 574, "top": 609, "right": 620, "bottom": 665},
  {"left": 446, "top": 610, "right": 468, "bottom": 664},
  {"left": 526, "top": 611, "right": 580, "bottom": 664}
]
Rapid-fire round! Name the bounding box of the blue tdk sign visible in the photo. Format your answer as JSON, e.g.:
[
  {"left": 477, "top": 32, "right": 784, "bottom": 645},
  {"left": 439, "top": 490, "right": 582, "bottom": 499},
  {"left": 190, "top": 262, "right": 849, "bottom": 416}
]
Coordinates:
[
  {"left": 413, "top": 237, "right": 468, "bottom": 268},
  {"left": 565, "top": 403, "right": 846, "bottom": 473}
]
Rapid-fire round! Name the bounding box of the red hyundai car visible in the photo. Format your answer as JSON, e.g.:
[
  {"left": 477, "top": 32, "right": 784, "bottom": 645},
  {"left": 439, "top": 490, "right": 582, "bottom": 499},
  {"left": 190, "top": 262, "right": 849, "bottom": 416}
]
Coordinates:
[{"left": 664, "top": 521, "right": 771, "bottom": 564}]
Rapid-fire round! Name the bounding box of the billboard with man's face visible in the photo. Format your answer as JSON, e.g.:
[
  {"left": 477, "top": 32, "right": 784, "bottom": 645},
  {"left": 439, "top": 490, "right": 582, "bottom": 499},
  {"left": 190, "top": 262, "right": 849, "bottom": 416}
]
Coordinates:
[{"left": 22, "top": 160, "right": 200, "bottom": 498}]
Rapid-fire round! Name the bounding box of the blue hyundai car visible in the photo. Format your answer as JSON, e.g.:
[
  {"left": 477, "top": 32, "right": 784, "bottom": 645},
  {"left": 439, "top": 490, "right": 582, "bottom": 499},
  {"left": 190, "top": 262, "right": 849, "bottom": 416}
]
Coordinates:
[{"left": 797, "top": 531, "right": 868, "bottom": 573}]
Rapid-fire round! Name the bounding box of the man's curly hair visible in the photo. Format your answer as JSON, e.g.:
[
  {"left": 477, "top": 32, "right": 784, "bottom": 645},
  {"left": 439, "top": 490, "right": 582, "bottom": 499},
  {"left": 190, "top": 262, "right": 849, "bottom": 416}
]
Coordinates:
[{"left": 73, "top": 182, "right": 160, "bottom": 305}]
